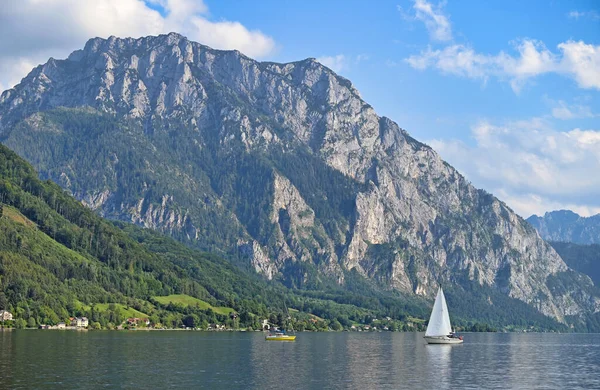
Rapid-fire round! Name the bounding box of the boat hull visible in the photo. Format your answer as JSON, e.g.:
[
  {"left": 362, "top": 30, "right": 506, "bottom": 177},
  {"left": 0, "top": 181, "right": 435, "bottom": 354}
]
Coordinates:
[
  {"left": 424, "top": 336, "right": 463, "bottom": 344},
  {"left": 265, "top": 335, "right": 296, "bottom": 341}
]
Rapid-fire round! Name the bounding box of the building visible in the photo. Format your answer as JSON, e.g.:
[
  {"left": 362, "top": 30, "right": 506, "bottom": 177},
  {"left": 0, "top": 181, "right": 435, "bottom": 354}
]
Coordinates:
[
  {"left": 209, "top": 323, "right": 225, "bottom": 331},
  {"left": 0, "top": 310, "right": 13, "bottom": 321},
  {"left": 71, "top": 317, "right": 89, "bottom": 328},
  {"left": 126, "top": 317, "right": 150, "bottom": 327},
  {"left": 57, "top": 322, "right": 66, "bottom": 329}
]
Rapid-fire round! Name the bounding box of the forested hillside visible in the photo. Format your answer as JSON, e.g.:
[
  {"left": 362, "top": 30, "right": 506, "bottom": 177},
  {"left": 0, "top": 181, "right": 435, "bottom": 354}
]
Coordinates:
[
  {"left": 0, "top": 142, "right": 396, "bottom": 329},
  {"left": 550, "top": 242, "right": 600, "bottom": 287},
  {"left": 1, "top": 34, "right": 597, "bottom": 328},
  {"left": 0, "top": 141, "right": 459, "bottom": 331},
  {"left": 0, "top": 142, "right": 580, "bottom": 330}
]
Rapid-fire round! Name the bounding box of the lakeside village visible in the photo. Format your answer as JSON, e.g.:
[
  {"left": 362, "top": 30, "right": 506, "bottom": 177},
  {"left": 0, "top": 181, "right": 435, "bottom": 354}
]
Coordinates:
[
  {"left": 0, "top": 307, "right": 505, "bottom": 332},
  {"left": 0, "top": 307, "right": 441, "bottom": 332}
]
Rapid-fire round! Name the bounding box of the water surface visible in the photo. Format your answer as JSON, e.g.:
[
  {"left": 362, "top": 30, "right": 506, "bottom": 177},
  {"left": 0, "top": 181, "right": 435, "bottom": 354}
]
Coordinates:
[{"left": 1, "top": 331, "right": 598, "bottom": 389}]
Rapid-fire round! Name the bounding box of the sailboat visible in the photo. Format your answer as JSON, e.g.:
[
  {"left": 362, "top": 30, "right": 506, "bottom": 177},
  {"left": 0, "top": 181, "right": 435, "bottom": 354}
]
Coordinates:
[
  {"left": 265, "top": 300, "right": 296, "bottom": 341},
  {"left": 424, "top": 287, "right": 463, "bottom": 344}
]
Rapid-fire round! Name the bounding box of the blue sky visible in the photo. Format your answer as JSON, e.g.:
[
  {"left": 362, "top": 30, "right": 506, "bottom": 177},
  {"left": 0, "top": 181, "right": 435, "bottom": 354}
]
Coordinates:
[
  {"left": 201, "top": 0, "right": 600, "bottom": 138},
  {"left": 0, "top": 0, "right": 599, "bottom": 216}
]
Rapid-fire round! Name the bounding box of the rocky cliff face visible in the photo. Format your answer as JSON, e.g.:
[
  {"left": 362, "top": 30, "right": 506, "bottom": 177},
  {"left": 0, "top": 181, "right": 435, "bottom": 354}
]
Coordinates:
[
  {"left": 527, "top": 210, "right": 600, "bottom": 245},
  {"left": 1, "top": 33, "right": 598, "bottom": 324}
]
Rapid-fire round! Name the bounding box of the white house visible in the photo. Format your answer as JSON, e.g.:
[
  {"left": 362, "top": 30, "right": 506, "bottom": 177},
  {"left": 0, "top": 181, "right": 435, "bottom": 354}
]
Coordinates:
[
  {"left": 76, "top": 317, "right": 89, "bottom": 328},
  {"left": 0, "top": 310, "right": 13, "bottom": 321},
  {"left": 262, "top": 319, "right": 270, "bottom": 330}
]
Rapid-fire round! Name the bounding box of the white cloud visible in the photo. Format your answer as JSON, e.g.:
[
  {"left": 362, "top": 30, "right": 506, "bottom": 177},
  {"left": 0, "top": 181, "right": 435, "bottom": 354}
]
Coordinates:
[
  {"left": 550, "top": 100, "right": 595, "bottom": 120},
  {"left": 187, "top": 17, "right": 275, "bottom": 57},
  {"left": 429, "top": 118, "right": 600, "bottom": 217},
  {"left": 406, "top": 39, "right": 600, "bottom": 92},
  {"left": 405, "top": 44, "right": 490, "bottom": 78},
  {"left": 0, "top": 0, "right": 276, "bottom": 91},
  {"left": 0, "top": 57, "right": 38, "bottom": 94},
  {"left": 412, "top": 0, "right": 452, "bottom": 42},
  {"left": 567, "top": 10, "right": 600, "bottom": 20},
  {"left": 558, "top": 40, "right": 600, "bottom": 90},
  {"left": 398, "top": 0, "right": 452, "bottom": 42},
  {"left": 316, "top": 54, "right": 371, "bottom": 73},
  {"left": 316, "top": 55, "right": 348, "bottom": 73},
  {"left": 492, "top": 190, "right": 600, "bottom": 219}
]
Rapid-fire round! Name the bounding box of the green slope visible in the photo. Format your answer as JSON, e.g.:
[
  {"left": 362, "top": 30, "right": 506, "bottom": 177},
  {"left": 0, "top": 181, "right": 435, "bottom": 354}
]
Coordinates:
[
  {"left": 0, "top": 142, "right": 586, "bottom": 331},
  {"left": 550, "top": 241, "right": 600, "bottom": 286},
  {"left": 0, "top": 143, "right": 430, "bottom": 330},
  {"left": 0, "top": 143, "right": 274, "bottom": 327},
  {"left": 153, "top": 294, "right": 234, "bottom": 315}
]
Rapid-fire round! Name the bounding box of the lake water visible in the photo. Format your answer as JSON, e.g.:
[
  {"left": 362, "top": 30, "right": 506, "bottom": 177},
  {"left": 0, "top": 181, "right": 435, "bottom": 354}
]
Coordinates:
[{"left": 1, "top": 330, "right": 598, "bottom": 389}]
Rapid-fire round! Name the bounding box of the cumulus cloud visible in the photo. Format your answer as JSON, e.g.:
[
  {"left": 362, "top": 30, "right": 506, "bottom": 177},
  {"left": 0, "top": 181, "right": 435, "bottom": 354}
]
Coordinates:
[
  {"left": 429, "top": 118, "right": 600, "bottom": 217},
  {"left": 0, "top": 0, "right": 276, "bottom": 90},
  {"left": 406, "top": 39, "right": 600, "bottom": 92},
  {"left": 558, "top": 40, "right": 600, "bottom": 90}
]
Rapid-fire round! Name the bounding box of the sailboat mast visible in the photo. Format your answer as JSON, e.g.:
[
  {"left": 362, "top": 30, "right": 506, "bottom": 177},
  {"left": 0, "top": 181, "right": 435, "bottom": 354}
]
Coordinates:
[{"left": 425, "top": 287, "right": 453, "bottom": 337}]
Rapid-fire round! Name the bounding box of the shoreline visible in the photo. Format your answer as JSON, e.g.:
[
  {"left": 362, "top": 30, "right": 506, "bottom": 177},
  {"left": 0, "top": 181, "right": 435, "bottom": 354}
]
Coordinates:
[{"left": 1, "top": 327, "right": 556, "bottom": 334}]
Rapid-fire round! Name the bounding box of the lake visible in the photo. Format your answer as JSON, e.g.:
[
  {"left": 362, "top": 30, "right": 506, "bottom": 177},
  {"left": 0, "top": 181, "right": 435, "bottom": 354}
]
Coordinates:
[{"left": 1, "top": 330, "right": 598, "bottom": 389}]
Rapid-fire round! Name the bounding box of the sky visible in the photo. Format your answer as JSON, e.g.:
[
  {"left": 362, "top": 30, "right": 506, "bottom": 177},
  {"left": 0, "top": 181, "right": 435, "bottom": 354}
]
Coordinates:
[{"left": 0, "top": 0, "right": 599, "bottom": 217}]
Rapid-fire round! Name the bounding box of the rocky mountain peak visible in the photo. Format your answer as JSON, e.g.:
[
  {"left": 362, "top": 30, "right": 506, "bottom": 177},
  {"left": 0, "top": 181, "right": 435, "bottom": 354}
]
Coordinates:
[{"left": 1, "top": 34, "right": 598, "bottom": 327}]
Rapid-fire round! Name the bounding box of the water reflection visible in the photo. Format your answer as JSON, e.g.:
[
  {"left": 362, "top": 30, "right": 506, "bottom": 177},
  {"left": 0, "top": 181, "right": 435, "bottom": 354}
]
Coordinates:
[
  {"left": 424, "top": 342, "right": 453, "bottom": 389},
  {"left": 0, "top": 331, "right": 599, "bottom": 389}
]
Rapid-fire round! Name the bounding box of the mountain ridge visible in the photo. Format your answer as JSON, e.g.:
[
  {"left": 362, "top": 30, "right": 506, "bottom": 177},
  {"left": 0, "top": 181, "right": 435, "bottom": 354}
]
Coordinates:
[
  {"left": 527, "top": 210, "right": 600, "bottom": 245},
  {"left": 0, "top": 141, "right": 444, "bottom": 330},
  {"left": 1, "top": 33, "right": 599, "bottom": 327}
]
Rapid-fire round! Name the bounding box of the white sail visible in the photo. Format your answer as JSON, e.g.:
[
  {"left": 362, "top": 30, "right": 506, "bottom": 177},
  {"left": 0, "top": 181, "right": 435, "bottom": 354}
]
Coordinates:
[{"left": 425, "top": 287, "right": 453, "bottom": 337}]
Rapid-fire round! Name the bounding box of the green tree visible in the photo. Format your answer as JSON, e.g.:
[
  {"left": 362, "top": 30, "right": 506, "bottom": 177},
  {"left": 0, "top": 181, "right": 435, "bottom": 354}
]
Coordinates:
[
  {"left": 14, "top": 318, "right": 27, "bottom": 329},
  {"left": 183, "top": 314, "right": 200, "bottom": 328},
  {"left": 27, "top": 317, "right": 36, "bottom": 328},
  {"left": 0, "top": 293, "right": 7, "bottom": 310},
  {"left": 330, "top": 320, "right": 343, "bottom": 331}
]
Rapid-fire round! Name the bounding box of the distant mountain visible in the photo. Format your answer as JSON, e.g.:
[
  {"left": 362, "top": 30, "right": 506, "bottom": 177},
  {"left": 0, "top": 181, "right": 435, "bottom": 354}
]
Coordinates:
[
  {"left": 527, "top": 210, "right": 600, "bottom": 245},
  {"left": 1, "top": 33, "right": 599, "bottom": 328},
  {"left": 549, "top": 241, "right": 600, "bottom": 287}
]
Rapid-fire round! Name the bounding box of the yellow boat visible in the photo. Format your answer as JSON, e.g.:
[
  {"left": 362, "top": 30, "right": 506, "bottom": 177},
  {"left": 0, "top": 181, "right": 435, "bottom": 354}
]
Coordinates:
[
  {"left": 265, "top": 332, "right": 296, "bottom": 341},
  {"left": 265, "top": 299, "right": 297, "bottom": 341}
]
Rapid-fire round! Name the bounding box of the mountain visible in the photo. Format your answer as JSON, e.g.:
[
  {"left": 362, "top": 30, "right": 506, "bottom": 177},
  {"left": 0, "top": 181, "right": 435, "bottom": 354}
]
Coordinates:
[
  {"left": 0, "top": 146, "right": 568, "bottom": 333},
  {"left": 549, "top": 241, "right": 600, "bottom": 287},
  {"left": 527, "top": 210, "right": 600, "bottom": 245},
  {"left": 0, "top": 142, "right": 443, "bottom": 330},
  {"left": 1, "top": 33, "right": 599, "bottom": 328},
  {"left": 0, "top": 141, "right": 294, "bottom": 328}
]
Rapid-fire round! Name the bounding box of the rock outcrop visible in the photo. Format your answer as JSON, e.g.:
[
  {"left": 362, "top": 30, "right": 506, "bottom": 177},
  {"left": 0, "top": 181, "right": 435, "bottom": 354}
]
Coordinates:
[{"left": 1, "top": 33, "right": 598, "bottom": 323}]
